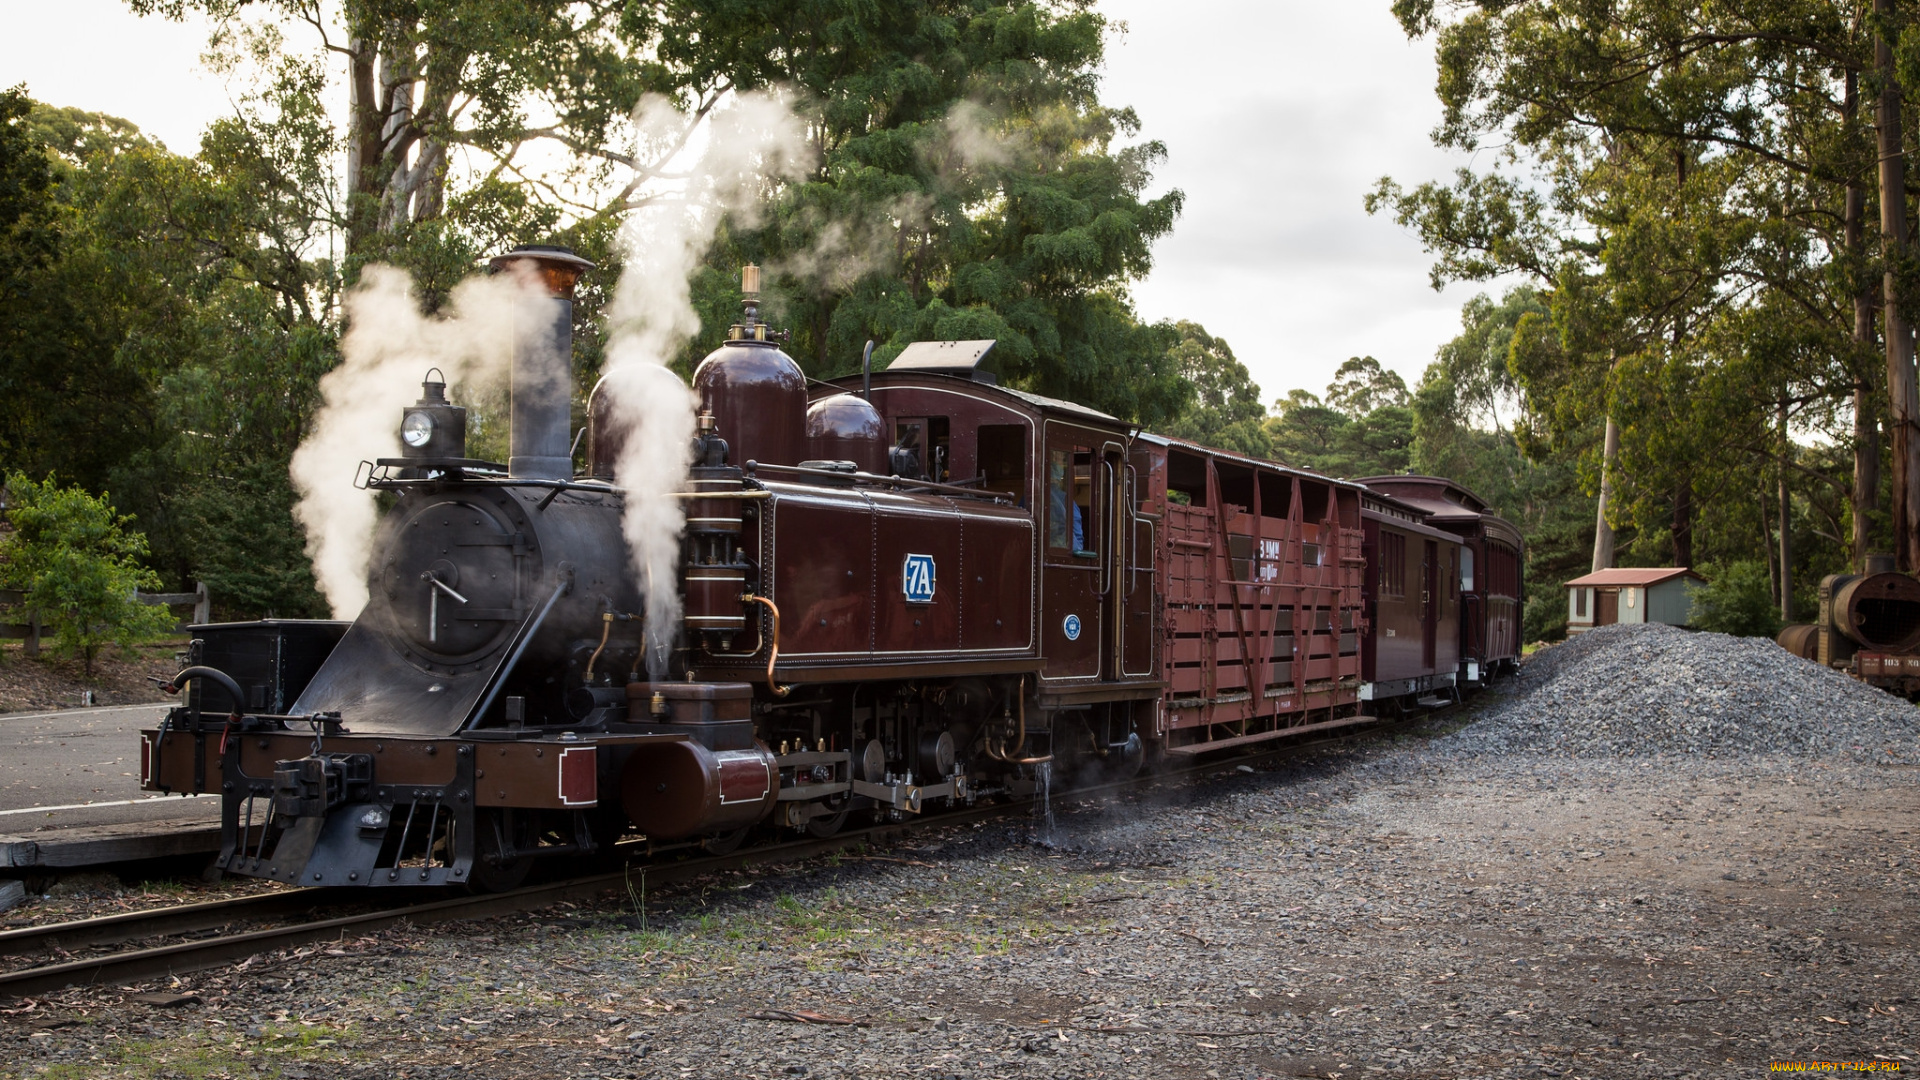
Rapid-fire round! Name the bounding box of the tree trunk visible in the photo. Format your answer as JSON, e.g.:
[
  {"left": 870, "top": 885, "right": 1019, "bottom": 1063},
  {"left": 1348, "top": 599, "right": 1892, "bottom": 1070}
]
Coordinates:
[
  {"left": 346, "top": 35, "right": 382, "bottom": 256},
  {"left": 1760, "top": 485, "right": 1779, "bottom": 603},
  {"left": 1671, "top": 476, "right": 1692, "bottom": 567},
  {"left": 1778, "top": 399, "right": 1793, "bottom": 622},
  {"left": 1848, "top": 64, "right": 1881, "bottom": 570},
  {"left": 1876, "top": 0, "right": 1920, "bottom": 570},
  {"left": 1592, "top": 411, "right": 1620, "bottom": 572}
]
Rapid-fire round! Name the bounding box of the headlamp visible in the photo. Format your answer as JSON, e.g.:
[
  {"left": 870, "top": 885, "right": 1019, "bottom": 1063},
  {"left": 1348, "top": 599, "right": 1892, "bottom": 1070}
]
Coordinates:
[{"left": 401, "top": 411, "right": 435, "bottom": 448}]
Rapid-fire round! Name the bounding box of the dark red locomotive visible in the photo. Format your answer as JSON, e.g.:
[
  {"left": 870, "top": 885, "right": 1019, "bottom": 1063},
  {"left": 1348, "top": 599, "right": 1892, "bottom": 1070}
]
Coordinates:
[{"left": 141, "top": 252, "right": 1520, "bottom": 889}]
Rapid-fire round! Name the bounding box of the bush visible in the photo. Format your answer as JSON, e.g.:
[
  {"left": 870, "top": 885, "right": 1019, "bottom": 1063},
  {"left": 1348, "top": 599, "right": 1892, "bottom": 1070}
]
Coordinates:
[
  {"left": 0, "top": 473, "right": 176, "bottom": 675},
  {"left": 1688, "top": 561, "right": 1783, "bottom": 639}
]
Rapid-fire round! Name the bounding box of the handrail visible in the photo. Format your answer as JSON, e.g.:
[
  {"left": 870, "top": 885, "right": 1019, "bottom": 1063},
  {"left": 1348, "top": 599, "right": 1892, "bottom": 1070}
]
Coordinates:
[{"left": 745, "top": 460, "right": 1016, "bottom": 503}]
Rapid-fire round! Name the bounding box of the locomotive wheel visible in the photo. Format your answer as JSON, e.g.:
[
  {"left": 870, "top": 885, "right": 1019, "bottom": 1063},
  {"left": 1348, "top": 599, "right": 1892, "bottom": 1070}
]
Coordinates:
[
  {"left": 469, "top": 809, "right": 535, "bottom": 893},
  {"left": 701, "top": 825, "right": 753, "bottom": 856},
  {"left": 804, "top": 804, "right": 850, "bottom": 838}
]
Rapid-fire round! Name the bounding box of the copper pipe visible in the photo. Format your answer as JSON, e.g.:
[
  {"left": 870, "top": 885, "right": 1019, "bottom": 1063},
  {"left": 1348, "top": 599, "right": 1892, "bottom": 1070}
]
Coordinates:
[
  {"left": 585, "top": 613, "right": 614, "bottom": 683},
  {"left": 585, "top": 610, "right": 636, "bottom": 683},
  {"left": 987, "top": 677, "right": 1051, "bottom": 765},
  {"left": 743, "top": 595, "right": 792, "bottom": 698}
]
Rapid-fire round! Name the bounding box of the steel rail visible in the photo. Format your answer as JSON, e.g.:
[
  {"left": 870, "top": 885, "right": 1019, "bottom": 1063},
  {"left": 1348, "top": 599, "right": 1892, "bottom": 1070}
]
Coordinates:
[
  {"left": 0, "top": 889, "right": 363, "bottom": 959},
  {"left": 0, "top": 713, "right": 1419, "bottom": 998}
]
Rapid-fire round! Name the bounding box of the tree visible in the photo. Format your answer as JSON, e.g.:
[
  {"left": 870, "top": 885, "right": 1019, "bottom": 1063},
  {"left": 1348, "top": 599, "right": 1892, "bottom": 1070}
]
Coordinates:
[
  {"left": 1373, "top": 0, "right": 1872, "bottom": 597},
  {"left": 1265, "top": 379, "right": 1415, "bottom": 478},
  {"left": 637, "top": 0, "right": 1193, "bottom": 424},
  {"left": 1161, "top": 321, "right": 1271, "bottom": 457},
  {"left": 1325, "top": 356, "right": 1410, "bottom": 418},
  {"left": 0, "top": 473, "right": 175, "bottom": 675},
  {"left": 1414, "top": 290, "right": 1594, "bottom": 641},
  {"left": 0, "top": 93, "right": 345, "bottom": 609},
  {"left": 125, "top": 1, "right": 1194, "bottom": 430}
]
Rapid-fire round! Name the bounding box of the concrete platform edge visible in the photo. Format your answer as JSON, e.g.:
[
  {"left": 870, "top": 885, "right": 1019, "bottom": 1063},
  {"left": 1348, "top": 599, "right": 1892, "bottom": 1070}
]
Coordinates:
[{"left": 1, "top": 822, "right": 220, "bottom": 869}]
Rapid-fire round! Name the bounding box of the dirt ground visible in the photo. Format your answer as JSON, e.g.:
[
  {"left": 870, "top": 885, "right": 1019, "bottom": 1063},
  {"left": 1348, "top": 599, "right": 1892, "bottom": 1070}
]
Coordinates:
[
  {"left": 0, "top": 641, "right": 183, "bottom": 714},
  {"left": 0, "top": 729, "right": 1913, "bottom": 1079}
]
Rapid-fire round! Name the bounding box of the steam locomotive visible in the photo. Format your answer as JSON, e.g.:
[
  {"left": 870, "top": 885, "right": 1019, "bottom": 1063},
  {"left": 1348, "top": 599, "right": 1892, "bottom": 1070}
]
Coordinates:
[
  {"left": 1778, "top": 556, "right": 1920, "bottom": 696},
  {"left": 140, "top": 246, "right": 1525, "bottom": 891}
]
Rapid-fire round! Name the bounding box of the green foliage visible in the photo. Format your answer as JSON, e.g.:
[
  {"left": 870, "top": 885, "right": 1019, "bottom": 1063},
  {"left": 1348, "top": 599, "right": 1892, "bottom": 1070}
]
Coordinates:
[
  {"left": 0, "top": 93, "right": 342, "bottom": 608},
  {"left": 9, "top": 3, "right": 1202, "bottom": 616},
  {"left": 1160, "top": 322, "right": 1271, "bottom": 457},
  {"left": 652, "top": 0, "right": 1192, "bottom": 424},
  {"left": 170, "top": 463, "right": 325, "bottom": 618},
  {"left": 0, "top": 85, "right": 57, "bottom": 283},
  {"left": 1688, "top": 561, "right": 1783, "bottom": 639},
  {"left": 1412, "top": 288, "right": 1593, "bottom": 641},
  {"left": 1264, "top": 387, "right": 1414, "bottom": 479},
  {"left": 0, "top": 473, "right": 175, "bottom": 674},
  {"left": 1325, "top": 356, "right": 1410, "bottom": 418},
  {"left": 1371, "top": 1, "right": 1870, "bottom": 601}
]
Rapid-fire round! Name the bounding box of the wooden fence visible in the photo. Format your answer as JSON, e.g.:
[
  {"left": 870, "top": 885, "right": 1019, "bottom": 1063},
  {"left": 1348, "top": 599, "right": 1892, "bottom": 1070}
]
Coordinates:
[{"left": 0, "top": 582, "right": 210, "bottom": 656}]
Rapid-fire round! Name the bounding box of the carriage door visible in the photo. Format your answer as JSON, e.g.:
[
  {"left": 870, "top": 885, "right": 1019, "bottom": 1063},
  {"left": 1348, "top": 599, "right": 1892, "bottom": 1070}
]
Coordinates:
[
  {"left": 1042, "top": 429, "right": 1102, "bottom": 680},
  {"left": 1421, "top": 539, "right": 1437, "bottom": 670},
  {"left": 1120, "top": 447, "right": 1157, "bottom": 678},
  {"left": 1098, "top": 442, "right": 1129, "bottom": 680}
]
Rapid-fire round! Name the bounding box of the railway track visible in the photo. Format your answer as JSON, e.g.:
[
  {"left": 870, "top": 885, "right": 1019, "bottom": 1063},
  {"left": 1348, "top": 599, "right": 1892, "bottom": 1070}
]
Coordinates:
[{"left": 0, "top": 713, "right": 1427, "bottom": 998}]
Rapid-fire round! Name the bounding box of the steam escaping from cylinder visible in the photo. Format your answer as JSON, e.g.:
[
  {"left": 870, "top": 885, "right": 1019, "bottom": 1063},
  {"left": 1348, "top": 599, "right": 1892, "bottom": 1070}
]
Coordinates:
[
  {"left": 601, "top": 90, "right": 810, "bottom": 680},
  {"left": 290, "top": 266, "right": 551, "bottom": 618}
]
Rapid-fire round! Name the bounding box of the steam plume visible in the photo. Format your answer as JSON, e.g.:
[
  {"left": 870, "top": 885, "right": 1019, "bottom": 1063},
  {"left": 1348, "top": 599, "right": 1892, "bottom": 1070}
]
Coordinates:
[
  {"left": 290, "top": 266, "right": 550, "bottom": 618},
  {"left": 602, "top": 90, "right": 810, "bottom": 680}
]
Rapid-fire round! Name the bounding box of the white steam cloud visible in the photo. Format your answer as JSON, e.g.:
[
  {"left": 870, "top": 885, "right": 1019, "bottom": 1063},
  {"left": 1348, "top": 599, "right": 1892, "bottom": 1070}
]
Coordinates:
[
  {"left": 760, "top": 99, "right": 1010, "bottom": 298},
  {"left": 290, "top": 265, "right": 551, "bottom": 618},
  {"left": 603, "top": 90, "right": 811, "bottom": 680}
]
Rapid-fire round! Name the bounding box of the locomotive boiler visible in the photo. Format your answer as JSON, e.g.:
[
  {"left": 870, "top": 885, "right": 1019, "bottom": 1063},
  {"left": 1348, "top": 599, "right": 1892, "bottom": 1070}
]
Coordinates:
[
  {"left": 142, "top": 246, "right": 1517, "bottom": 891},
  {"left": 1778, "top": 554, "right": 1920, "bottom": 696}
]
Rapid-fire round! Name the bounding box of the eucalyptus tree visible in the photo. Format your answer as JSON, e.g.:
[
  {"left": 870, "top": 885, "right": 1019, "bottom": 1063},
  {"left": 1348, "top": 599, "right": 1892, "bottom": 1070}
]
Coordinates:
[
  {"left": 1374, "top": 0, "right": 1888, "bottom": 586},
  {"left": 638, "top": 0, "right": 1194, "bottom": 424}
]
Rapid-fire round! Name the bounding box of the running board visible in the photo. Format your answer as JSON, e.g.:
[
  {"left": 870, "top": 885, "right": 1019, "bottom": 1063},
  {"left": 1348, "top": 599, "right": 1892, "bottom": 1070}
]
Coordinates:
[{"left": 1164, "top": 713, "right": 1381, "bottom": 757}]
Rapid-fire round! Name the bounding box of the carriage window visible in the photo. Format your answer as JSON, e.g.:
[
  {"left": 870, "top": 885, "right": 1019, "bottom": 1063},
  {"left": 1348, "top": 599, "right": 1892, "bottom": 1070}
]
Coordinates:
[
  {"left": 1460, "top": 548, "right": 1475, "bottom": 592},
  {"left": 1047, "top": 445, "right": 1094, "bottom": 556},
  {"left": 1449, "top": 549, "right": 1458, "bottom": 599},
  {"left": 1379, "top": 532, "right": 1406, "bottom": 598},
  {"left": 1575, "top": 588, "right": 1587, "bottom": 617}
]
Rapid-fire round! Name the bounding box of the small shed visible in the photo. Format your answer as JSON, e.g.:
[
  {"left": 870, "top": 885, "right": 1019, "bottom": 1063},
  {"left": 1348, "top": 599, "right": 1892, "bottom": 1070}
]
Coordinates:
[{"left": 1564, "top": 567, "right": 1706, "bottom": 634}]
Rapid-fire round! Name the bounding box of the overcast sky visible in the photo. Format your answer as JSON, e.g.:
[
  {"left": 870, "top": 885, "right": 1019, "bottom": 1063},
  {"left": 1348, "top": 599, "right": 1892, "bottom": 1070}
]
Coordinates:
[{"left": 0, "top": 0, "right": 1499, "bottom": 404}]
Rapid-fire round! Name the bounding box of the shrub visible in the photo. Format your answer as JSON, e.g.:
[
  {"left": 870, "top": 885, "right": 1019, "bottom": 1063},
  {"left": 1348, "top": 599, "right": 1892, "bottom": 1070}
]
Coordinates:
[
  {"left": 1688, "top": 561, "right": 1783, "bottom": 639},
  {"left": 0, "top": 473, "right": 176, "bottom": 675}
]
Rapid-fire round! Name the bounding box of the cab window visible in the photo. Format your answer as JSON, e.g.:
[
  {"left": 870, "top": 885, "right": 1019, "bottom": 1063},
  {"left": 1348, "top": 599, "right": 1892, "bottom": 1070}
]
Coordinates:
[
  {"left": 1047, "top": 445, "right": 1095, "bottom": 556},
  {"left": 978, "top": 424, "right": 1028, "bottom": 506}
]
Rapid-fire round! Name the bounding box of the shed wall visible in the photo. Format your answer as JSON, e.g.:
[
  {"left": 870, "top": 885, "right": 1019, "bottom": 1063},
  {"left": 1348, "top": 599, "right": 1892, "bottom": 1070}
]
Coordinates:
[
  {"left": 1567, "top": 586, "right": 1594, "bottom": 630},
  {"left": 1646, "top": 579, "right": 1696, "bottom": 626},
  {"left": 1619, "top": 586, "right": 1646, "bottom": 624}
]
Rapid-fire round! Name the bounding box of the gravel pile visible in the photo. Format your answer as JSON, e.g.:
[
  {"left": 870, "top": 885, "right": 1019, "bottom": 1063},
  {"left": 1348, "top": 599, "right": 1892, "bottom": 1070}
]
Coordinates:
[{"left": 1444, "top": 622, "right": 1920, "bottom": 762}]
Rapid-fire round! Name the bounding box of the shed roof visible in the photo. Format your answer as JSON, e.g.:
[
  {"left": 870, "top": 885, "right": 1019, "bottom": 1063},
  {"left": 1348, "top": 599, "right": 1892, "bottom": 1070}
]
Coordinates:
[{"left": 1564, "top": 567, "right": 1706, "bottom": 587}]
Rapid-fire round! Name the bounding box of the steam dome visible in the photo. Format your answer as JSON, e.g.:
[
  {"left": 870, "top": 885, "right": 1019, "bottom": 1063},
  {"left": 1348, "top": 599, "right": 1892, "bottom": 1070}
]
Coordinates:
[
  {"left": 692, "top": 340, "right": 807, "bottom": 469},
  {"left": 805, "top": 393, "right": 887, "bottom": 474}
]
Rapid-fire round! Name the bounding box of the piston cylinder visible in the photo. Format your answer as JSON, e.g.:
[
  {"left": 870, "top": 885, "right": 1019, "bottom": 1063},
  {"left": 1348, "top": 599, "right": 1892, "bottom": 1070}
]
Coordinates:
[
  {"left": 620, "top": 739, "right": 778, "bottom": 840},
  {"left": 1775, "top": 624, "right": 1818, "bottom": 661}
]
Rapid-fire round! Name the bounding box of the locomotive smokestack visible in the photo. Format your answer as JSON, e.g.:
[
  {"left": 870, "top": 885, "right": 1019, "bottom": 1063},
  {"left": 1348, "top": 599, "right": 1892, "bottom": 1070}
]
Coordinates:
[{"left": 487, "top": 244, "right": 596, "bottom": 480}]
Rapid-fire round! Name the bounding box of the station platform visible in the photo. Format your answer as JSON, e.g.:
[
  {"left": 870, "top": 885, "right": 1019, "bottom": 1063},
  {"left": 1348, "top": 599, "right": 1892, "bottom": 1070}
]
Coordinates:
[{"left": 0, "top": 702, "right": 219, "bottom": 869}]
